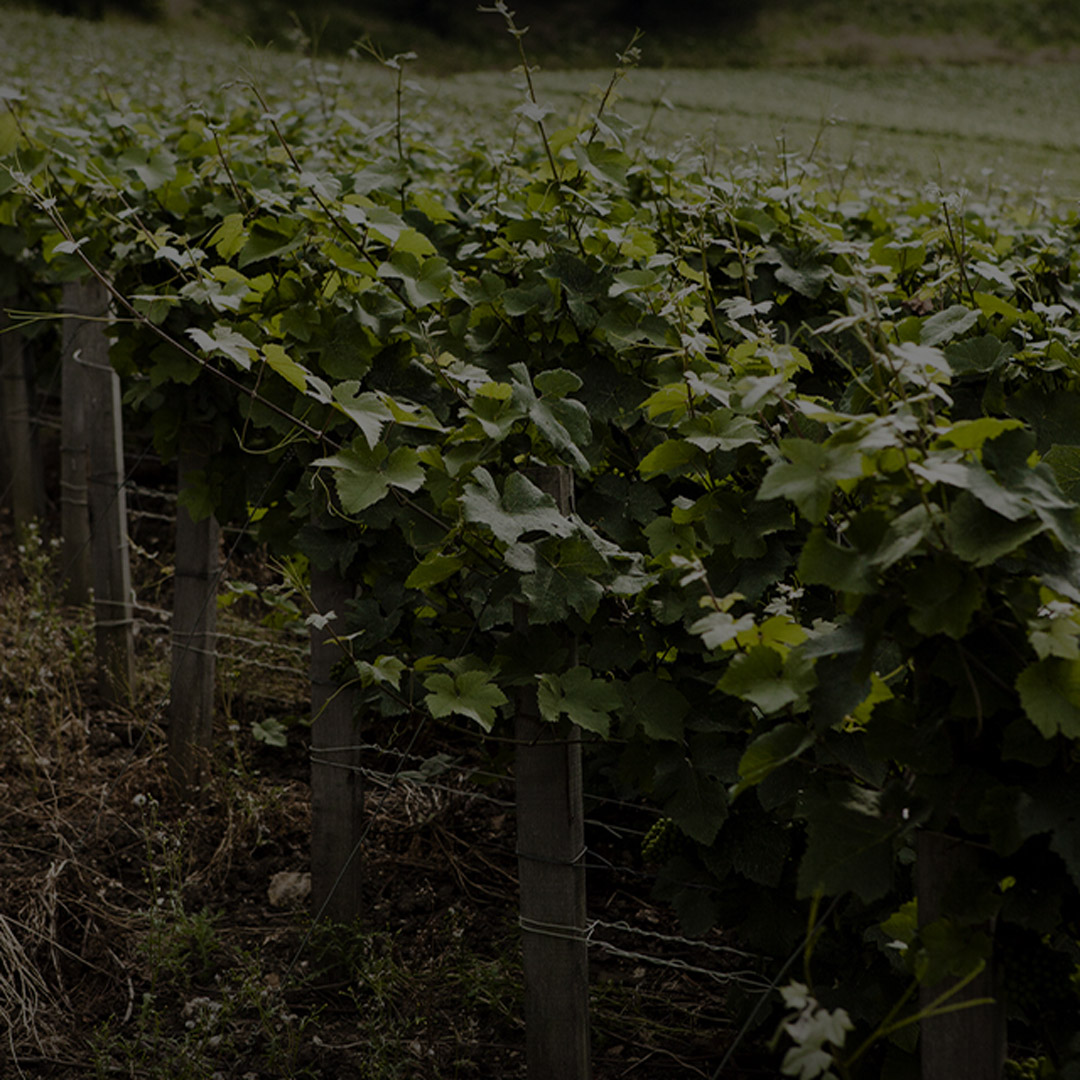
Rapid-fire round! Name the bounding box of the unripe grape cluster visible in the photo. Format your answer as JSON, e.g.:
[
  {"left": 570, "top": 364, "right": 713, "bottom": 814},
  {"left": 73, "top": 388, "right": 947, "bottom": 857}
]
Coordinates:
[{"left": 641, "top": 817, "right": 684, "bottom": 863}]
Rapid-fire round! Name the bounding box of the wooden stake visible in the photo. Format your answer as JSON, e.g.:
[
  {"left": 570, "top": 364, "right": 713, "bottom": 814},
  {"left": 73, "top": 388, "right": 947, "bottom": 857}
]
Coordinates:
[
  {"left": 309, "top": 567, "right": 363, "bottom": 924},
  {"left": 0, "top": 300, "right": 42, "bottom": 532},
  {"left": 515, "top": 465, "right": 591, "bottom": 1080},
  {"left": 917, "top": 831, "right": 1005, "bottom": 1080},
  {"left": 168, "top": 437, "right": 220, "bottom": 797},
  {"left": 83, "top": 296, "right": 135, "bottom": 707},
  {"left": 59, "top": 282, "right": 98, "bottom": 605}
]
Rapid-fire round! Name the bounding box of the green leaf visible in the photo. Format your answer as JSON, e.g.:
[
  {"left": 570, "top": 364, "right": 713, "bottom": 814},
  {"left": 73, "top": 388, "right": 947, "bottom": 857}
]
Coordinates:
[
  {"left": 534, "top": 369, "right": 583, "bottom": 398},
  {"left": 332, "top": 383, "right": 394, "bottom": 449},
  {"left": 502, "top": 280, "right": 552, "bottom": 317},
  {"left": 609, "top": 268, "right": 658, "bottom": 297},
  {"left": 639, "top": 439, "right": 701, "bottom": 479},
  {"left": 624, "top": 672, "right": 689, "bottom": 742},
  {"left": 917, "top": 919, "right": 992, "bottom": 985},
  {"left": 238, "top": 219, "right": 304, "bottom": 268},
  {"left": 262, "top": 344, "right": 308, "bottom": 392},
  {"left": 731, "top": 723, "right": 815, "bottom": 799},
  {"left": 186, "top": 324, "right": 255, "bottom": 370},
  {"left": 654, "top": 754, "right": 728, "bottom": 845},
  {"left": 690, "top": 609, "right": 756, "bottom": 650},
  {"left": 148, "top": 343, "right": 200, "bottom": 387},
  {"left": 771, "top": 247, "right": 829, "bottom": 299},
  {"left": 1029, "top": 612, "right": 1080, "bottom": 661},
  {"left": 944, "top": 335, "right": 1010, "bottom": 376},
  {"left": 904, "top": 560, "right": 982, "bottom": 639},
  {"left": 681, "top": 411, "right": 761, "bottom": 454},
  {"left": 947, "top": 492, "right": 1044, "bottom": 566},
  {"left": 362, "top": 204, "right": 408, "bottom": 245},
  {"left": 572, "top": 141, "right": 630, "bottom": 185},
  {"left": 313, "top": 443, "right": 423, "bottom": 514},
  {"left": 177, "top": 473, "right": 215, "bottom": 522},
  {"left": 118, "top": 146, "right": 176, "bottom": 190},
  {"left": 509, "top": 363, "right": 590, "bottom": 471},
  {"left": 798, "top": 529, "right": 876, "bottom": 594},
  {"left": 210, "top": 212, "right": 247, "bottom": 258},
  {"left": 718, "top": 645, "right": 816, "bottom": 715},
  {"left": 1016, "top": 658, "right": 1080, "bottom": 739},
  {"left": 880, "top": 900, "right": 919, "bottom": 948},
  {"left": 1017, "top": 779, "right": 1080, "bottom": 890},
  {"left": 758, "top": 439, "right": 861, "bottom": 524},
  {"left": 1008, "top": 385, "right": 1080, "bottom": 450},
  {"left": 797, "top": 784, "right": 897, "bottom": 902},
  {"left": 424, "top": 670, "right": 508, "bottom": 732},
  {"left": 537, "top": 666, "right": 621, "bottom": 737},
  {"left": 462, "top": 468, "right": 574, "bottom": 545},
  {"left": 393, "top": 227, "right": 438, "bottom": 258},
  {"left": 353, "top": 655, "right": 407, "bottom": 689},
  {"left": 405, "top": 552, "right": 464, "bottom": 590},
  {"left": 383, "top": 446, "right": 425, "bottom": 491},
  {"left": 934, "top": 417, "right": 1022, "bottom": 451},
  {"left": 736, "top": 207, "right": 779, "bottom": 242},
  {"left": 872, "top": 504, "right": 941, "bottom": 569},
  {"left": 522, "top": 541, "right": 605, "bottom": 624},
  {"left": 920, "top": 304, "right": 980, "bottom": 347},
  {"left": 960, "top": 462, "right": 1031, "bottom": 521},
  {"left": 1042, "top": 445, "right": 1080, "bottom": 501},
  {"left": 251, "top": 717, "right": 288, "bottom": 747}
]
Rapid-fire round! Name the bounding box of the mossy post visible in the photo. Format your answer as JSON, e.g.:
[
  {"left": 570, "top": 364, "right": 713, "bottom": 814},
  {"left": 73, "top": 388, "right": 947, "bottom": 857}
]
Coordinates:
[
  {"left": 514, "top": 465, "right": 591, "bottom": 1080},
  {"left": 82, "top": 285, "right": 135, "bottom": 706},
  {"left": 168, "top": 432, "right": 220, "bottom": 797},
  {"left": 309, "top": 567, "right": 363, "bottom": 923},
  {"left": 59, "top": 281, "right": 97, "bottom": 606},
  {"left": 917, "top": 831, "right": 1006, "bottom": 1080}
]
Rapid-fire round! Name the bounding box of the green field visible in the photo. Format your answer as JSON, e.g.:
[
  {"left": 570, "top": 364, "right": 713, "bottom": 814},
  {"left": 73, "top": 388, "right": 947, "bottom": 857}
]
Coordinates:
[
  {"left": 5, "top": 8, "right": 1080, "bottom": 198},
  {"left": 459, "top": 63, "right": 1080, "bottom": 194}
]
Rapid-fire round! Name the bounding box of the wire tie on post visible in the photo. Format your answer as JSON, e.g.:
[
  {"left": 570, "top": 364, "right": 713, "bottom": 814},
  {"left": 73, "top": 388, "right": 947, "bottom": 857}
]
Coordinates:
[
  {"left": 515, "top": 846, "right": 587, "bottom": 867},
  {"left": 518, "top": 916, "right": 591, "bottom": 943}
]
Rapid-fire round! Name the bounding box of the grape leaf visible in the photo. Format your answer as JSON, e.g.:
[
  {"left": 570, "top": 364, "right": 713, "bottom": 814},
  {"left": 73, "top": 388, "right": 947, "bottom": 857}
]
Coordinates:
[
  {"left": 537, "top": 666, "right": 621, "bottom": 737},
  {"left": 732, "top": 723, "right": 815, "bottom": 799},
  {"left": 424, "top": 671, "right": 507, "bottom": 732},
  {"left": 1016, "top": 658, "right": 1080, "bottom": 739},
  {"left": 797, "top": 785, "right": 897, "bottom": 902},
  {"left": 758, "top": 439, "right": 862, "bottom": 524}
]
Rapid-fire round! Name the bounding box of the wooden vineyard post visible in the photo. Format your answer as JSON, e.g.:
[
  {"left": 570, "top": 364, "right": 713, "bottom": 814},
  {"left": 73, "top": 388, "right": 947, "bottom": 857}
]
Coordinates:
[
  {"left": 59, "top": 282, "right": 98, "bottom": 605},
  {"left": 309, "top": 567, "right": 363, "bottom": 923},
  {"left": 514, "top": 465, "right": 591, "bottom": 1080},
  {"left": 0, "top": 299, "right": 42, "bottom": 533},
  {"left": 168, "top": 435, "right": 220, "bottom": 797},
  {"left": 917, "top": 831, "right": 1006, "bottom": 1080},
  {"left": 82, "top": 288, "right": 135, "bottom": 707}
]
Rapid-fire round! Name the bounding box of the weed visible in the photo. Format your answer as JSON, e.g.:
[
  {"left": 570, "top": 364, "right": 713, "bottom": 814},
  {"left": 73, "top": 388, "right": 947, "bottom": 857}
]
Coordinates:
[
  {"left": 0, "top": 521, "right": 90, "bottom": 782},
  {"left": 94, "top": 795, "right": 320, "bottom": 1077}
]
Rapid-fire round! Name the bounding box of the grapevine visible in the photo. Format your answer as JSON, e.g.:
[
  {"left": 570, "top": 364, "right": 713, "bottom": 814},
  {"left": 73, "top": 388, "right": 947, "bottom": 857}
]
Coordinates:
[{"left": 6, "top": 8, "right": 1080, "bottom": 1073}]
